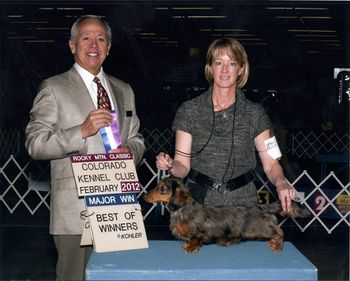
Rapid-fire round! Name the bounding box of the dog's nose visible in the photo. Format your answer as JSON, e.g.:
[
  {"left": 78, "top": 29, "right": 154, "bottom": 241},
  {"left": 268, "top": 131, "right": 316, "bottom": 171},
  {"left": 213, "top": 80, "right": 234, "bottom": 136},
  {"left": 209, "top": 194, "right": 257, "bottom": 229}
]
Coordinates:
[
  {"left": 143, "top": 190, "right": 158, "bottom": 203},
  {"left": 143, "top": 193, "right": 152, "bottom": 203}
]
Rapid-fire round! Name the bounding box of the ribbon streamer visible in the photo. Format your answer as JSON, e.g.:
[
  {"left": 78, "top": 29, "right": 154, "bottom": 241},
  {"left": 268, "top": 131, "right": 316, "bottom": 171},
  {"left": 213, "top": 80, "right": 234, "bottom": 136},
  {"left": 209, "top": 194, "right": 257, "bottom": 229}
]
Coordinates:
[{"left": 100, "top": 110, "right": 121, "bottom": 152}]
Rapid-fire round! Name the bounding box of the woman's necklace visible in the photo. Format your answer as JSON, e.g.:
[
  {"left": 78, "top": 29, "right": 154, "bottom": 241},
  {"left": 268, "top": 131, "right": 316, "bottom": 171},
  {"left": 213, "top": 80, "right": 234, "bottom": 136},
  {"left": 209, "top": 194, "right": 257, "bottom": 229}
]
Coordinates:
[
  {"left": 215, "top": 103, "right": 228, "bottom": 118},
  {"left": 213, "top": 99, "right": 234, "bottom": 119}
]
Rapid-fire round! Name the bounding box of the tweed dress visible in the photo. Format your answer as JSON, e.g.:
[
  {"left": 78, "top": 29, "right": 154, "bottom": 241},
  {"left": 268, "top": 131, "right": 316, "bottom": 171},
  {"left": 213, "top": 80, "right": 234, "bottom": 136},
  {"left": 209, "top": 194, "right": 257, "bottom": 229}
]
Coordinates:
[{"left": 172, "top": 88, "right": 272, "bottom": 206}]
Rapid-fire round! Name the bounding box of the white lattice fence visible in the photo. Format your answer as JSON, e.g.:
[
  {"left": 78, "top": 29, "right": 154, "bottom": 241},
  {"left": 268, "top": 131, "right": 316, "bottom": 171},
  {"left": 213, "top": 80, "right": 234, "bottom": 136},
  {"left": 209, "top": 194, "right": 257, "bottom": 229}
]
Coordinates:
[
  {"left": 0, "top": 155, "right": 50, "bottom": 214},
  {"left": 0, "top": 129, "right": 21, "bottom": 159},
  {"left": 291, "top": 131, "right": 349, "bottom": 158},
  {"left": 142, "top": 128, "right": 175, "bottom": 154},
  {"left": 253, "top": 170, "right": 350, "bottom": 233},
  {"left": 1, "top": 128, "right": 348, "bottom": 159},
  {"left": 0, "top": 155, "right": 349, "bottom": 233}
]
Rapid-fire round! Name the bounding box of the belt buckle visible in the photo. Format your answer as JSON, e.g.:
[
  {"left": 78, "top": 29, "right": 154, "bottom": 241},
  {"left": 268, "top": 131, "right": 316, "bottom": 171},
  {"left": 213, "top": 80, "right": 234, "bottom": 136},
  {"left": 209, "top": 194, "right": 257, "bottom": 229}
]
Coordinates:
[
  {"left": 212, "top": 182, "right": 228, "bottom": 194},
  {"left": 211, "top": 182, "right": 221, "bottom": 190}
]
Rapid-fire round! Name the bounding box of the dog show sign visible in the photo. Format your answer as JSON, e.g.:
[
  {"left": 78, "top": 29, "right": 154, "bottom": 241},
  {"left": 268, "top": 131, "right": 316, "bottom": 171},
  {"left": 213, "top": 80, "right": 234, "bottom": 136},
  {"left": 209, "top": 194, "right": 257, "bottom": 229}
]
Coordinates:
[{"left": 70, "top": 153, "right": 148, "bottom": 253}]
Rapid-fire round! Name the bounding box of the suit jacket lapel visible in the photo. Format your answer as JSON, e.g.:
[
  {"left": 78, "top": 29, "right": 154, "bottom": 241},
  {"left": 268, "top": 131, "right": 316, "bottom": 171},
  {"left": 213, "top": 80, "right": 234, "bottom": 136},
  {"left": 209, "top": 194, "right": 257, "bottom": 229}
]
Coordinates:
[{"left": 66, "top": 67, "right": 95, "bottom": 118}]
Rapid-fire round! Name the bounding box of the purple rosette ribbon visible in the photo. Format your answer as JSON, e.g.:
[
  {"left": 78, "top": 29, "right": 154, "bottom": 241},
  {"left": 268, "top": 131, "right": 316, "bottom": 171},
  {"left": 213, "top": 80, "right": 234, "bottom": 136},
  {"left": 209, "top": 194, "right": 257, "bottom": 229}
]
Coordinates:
[{"left": 100, "top": 110, "right": 121, "bottom": 152}]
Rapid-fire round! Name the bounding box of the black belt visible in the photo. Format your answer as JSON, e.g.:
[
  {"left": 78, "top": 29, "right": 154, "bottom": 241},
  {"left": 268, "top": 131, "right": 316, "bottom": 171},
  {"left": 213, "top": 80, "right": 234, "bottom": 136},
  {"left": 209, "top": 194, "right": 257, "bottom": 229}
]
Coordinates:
[{"left": 188, "top": 169, "right": 255, "bottom": 191}]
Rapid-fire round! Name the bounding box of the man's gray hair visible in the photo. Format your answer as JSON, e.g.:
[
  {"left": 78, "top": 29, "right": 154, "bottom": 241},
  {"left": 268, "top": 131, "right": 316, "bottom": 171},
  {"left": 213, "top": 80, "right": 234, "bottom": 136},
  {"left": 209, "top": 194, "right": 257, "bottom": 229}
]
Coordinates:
[{"left": 70, "top": 15, "right": 112, "bottom": 43}]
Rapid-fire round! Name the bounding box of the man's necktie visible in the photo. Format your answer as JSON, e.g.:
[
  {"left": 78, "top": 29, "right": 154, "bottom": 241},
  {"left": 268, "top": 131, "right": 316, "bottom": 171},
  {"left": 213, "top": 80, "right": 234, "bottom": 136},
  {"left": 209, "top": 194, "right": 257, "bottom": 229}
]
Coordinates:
[
  {"left": 93, "top": 77, "right": 112, "bottom": 110},
  {"left": 93, "top": 76, "right": 122, "bottom": 150}
]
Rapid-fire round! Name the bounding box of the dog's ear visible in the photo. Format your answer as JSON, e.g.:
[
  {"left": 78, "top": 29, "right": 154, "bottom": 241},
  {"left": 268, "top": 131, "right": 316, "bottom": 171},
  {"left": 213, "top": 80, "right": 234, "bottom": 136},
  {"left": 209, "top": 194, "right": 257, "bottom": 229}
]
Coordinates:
[
  {"left": 172, "top": 187, "right": 191, "bottom": 207},
  {"left": 171, "top": 179, "right": 179, "bottom": 191},
  {"left": 165, "top": 177, "right": 191, "bottom": 209},
  {"left": 164, "top": 177, "right": 182, "bottom": 194}
]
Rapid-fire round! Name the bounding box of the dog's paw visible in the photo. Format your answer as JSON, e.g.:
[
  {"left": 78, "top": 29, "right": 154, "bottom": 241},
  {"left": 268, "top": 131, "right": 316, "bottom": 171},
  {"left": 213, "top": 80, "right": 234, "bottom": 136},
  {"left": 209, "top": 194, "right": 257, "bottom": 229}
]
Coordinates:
[
  {"left": 267, "top": 239, "right": 283, "bottom": 252},
  {"left": 217, "top": 237, "right": 241, "bottom": 247},
  {"left": 182, "top": 242, "right": 200, "bottom": 253}
]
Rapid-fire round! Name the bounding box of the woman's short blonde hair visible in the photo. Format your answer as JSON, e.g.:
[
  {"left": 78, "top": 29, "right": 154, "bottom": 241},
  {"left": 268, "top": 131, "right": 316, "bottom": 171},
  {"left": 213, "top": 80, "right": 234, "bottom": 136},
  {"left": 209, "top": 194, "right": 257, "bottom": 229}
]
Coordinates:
[{"left": 204, "top": 38, "right": 249, "bottom": 89}]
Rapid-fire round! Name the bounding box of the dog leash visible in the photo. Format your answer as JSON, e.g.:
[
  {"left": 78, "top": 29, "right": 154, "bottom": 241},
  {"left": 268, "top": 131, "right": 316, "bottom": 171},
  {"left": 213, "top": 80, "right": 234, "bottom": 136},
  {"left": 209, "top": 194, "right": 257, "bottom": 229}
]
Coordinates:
[{"left": 292, "top": 193, "right": 303, "bottom": 203}]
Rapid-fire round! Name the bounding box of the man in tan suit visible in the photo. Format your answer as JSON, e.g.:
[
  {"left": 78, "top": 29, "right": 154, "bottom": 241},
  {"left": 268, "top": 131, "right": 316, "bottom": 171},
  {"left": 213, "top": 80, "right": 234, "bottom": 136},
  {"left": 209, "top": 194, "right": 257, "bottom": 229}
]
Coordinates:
[{"left": 25, "top": 15, "right": 145, "bottom": 280}]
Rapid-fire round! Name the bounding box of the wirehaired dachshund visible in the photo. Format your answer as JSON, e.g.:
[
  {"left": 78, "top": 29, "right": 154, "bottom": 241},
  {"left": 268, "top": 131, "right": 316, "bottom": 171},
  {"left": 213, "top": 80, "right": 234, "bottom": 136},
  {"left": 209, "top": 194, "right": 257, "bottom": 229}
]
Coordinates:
[{"left": 144, "top": 177, "right": 310, "bottom": 253}]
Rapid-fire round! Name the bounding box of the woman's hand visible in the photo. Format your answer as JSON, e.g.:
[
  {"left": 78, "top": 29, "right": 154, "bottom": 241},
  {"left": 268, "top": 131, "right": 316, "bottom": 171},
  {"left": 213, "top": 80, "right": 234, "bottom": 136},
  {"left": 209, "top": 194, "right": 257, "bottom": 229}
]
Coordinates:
[
  {"left": 156, "top": 152, "right": 174, "bottom": 171},
  {"left": 276, "top": 180, "right": 296, "bottom": 213}
]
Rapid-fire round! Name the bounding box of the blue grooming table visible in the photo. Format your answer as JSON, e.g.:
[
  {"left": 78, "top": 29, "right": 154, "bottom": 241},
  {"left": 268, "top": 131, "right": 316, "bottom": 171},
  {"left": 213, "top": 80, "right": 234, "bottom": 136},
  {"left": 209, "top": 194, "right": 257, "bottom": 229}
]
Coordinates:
[{"left": 86, "top": 240, "right": 317, "bottom": 280}]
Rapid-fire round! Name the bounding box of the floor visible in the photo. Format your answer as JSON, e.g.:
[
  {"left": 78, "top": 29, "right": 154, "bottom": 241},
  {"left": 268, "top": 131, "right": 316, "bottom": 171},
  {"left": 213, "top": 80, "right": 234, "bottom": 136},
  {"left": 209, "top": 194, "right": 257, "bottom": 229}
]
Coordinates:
[{"left": 0, "top": 210, "right": 349, "bottom": 281}]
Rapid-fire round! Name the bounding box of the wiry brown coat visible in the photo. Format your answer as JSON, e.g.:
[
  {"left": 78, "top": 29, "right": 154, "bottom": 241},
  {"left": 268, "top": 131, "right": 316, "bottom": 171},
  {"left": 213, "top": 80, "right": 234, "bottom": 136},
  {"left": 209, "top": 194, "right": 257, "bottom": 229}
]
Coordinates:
[{"left": 144, "top": 177, "right": 310, "bottom": 253}]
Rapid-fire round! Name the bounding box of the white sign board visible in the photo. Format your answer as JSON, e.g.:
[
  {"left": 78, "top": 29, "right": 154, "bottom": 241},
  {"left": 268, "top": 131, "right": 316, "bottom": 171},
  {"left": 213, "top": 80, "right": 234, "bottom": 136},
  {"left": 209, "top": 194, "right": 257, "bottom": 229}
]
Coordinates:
[{"left": 70, "top": 153, "right": 148, "bottom": 253}]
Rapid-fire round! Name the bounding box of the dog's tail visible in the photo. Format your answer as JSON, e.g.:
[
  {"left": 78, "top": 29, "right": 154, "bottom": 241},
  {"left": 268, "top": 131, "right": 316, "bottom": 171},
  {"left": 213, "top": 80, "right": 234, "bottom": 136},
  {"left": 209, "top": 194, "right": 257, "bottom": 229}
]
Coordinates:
[{"left": 262, "top": 201, "right": 310, "bottom": 218}]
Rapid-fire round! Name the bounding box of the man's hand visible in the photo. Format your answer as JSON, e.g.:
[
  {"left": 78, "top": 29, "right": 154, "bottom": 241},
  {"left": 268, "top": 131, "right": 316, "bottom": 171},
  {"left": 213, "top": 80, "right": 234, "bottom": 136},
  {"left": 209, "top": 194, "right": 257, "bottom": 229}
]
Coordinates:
[
  {"left": 81, "top": 109, "right": 113, "bottom": 139},
  {"left": 109, "top": 146, "right": 131, "bottom": 154}
]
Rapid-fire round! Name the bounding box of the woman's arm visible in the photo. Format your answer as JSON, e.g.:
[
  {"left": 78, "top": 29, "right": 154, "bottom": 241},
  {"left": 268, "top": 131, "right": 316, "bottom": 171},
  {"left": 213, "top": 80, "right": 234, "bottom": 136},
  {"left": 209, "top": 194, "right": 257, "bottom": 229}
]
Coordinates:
[
  {"left": 156, "top": 130, "right": 192, "bottom": 178},
  {"left": 255, "top": 129, "right": 296, "bottom": 212}
]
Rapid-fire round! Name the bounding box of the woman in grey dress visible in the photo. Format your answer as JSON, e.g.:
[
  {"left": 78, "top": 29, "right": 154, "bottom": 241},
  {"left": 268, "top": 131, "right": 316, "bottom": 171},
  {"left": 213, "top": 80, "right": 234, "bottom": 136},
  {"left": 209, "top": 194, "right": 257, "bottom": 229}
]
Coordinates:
[{"left": 156, "top": 38, "right": 295, "bottom": 212}]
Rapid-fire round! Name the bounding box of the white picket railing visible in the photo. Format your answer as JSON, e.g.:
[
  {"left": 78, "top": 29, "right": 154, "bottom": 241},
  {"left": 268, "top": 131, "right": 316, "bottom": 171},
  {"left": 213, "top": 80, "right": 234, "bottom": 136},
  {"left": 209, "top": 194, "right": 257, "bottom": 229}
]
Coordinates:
[{"left": 0, "top": 155, "right": 348, "bottom": 234}]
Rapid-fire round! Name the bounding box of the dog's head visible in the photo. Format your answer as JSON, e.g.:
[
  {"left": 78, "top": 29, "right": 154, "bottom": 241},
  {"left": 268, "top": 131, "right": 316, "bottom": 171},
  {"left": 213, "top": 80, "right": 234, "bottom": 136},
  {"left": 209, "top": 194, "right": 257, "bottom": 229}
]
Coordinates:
[{"left": 143, "top": 177, "right": 192, "bottom": 208}]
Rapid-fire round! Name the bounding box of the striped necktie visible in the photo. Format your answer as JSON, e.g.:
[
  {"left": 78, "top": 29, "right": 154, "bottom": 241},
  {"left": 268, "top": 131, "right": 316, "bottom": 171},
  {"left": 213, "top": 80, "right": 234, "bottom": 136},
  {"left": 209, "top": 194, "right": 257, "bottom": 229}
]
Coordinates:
[{"left": 93, "top": 76, "right": 112, "bottom": 110}]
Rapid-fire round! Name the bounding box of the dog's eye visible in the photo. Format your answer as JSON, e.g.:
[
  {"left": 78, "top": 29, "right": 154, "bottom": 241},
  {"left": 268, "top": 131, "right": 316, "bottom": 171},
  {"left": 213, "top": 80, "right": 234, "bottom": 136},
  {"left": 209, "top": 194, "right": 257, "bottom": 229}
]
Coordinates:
[
  {"left": 160, "top": 185, "right": 168, "bottom": 194},
  {"left": 171, "top": 181, "right": 178, "bottom": 190}
]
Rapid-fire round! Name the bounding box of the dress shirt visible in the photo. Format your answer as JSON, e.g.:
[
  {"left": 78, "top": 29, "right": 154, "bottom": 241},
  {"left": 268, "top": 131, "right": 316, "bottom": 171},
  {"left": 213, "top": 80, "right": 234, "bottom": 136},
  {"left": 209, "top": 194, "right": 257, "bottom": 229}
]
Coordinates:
[{"left": 74, "top": 63, "right": 115, "bottom": 110}]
